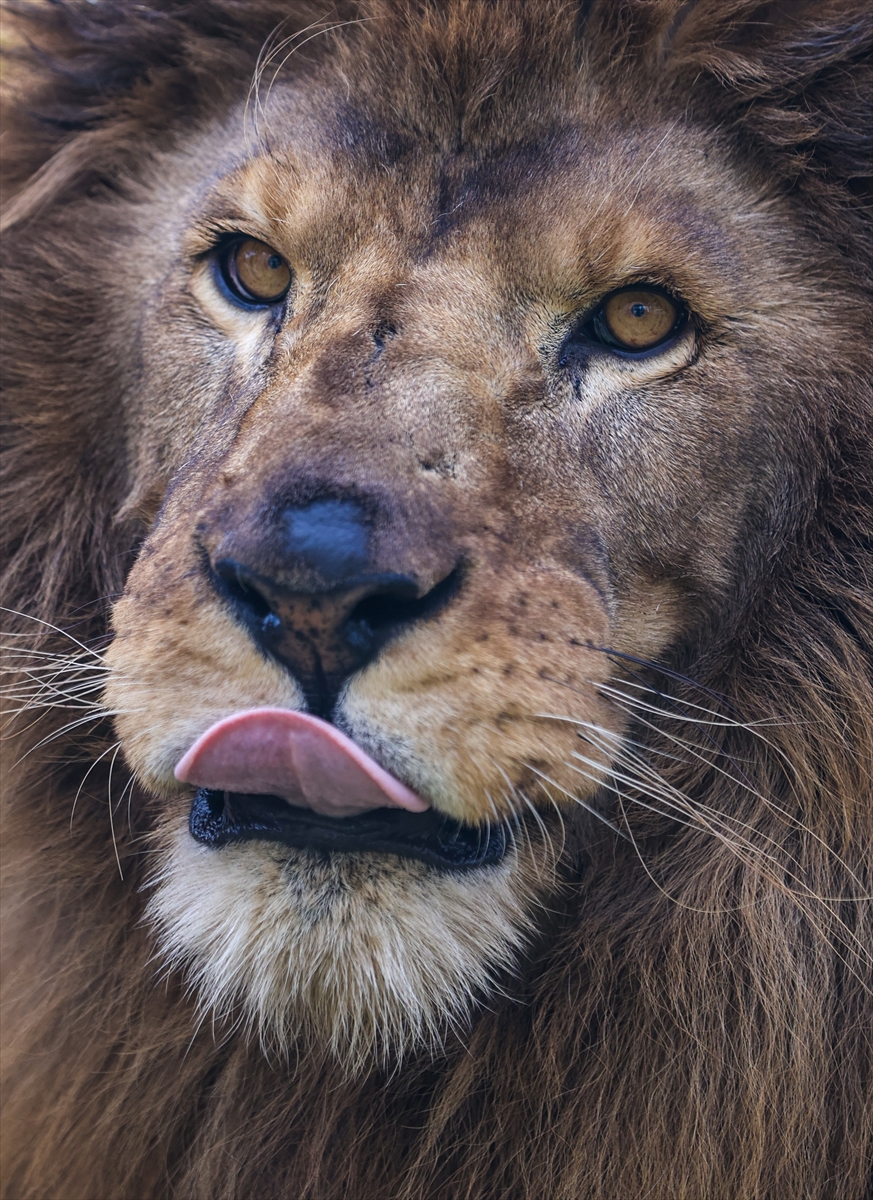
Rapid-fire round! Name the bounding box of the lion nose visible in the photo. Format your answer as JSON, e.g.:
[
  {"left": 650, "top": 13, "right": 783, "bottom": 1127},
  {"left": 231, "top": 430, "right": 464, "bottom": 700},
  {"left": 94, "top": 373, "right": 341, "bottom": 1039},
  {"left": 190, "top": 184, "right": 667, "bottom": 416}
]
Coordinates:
[{"left": 210, "top": 499, "right": 460, "bottom": 715}]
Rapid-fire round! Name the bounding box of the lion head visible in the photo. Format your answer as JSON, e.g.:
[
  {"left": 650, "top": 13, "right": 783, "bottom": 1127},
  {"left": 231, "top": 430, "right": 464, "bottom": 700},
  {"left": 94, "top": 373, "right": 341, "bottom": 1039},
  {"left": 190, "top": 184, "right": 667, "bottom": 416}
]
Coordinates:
[{"left": 2, "top": 2, "right": 871, "bottom": 1197}]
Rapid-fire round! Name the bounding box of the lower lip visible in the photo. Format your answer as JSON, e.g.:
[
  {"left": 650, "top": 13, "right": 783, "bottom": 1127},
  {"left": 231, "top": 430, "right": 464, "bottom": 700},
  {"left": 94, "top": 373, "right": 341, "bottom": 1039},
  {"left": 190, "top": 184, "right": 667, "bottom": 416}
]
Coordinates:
[{"left": 188, "top": 788, "right": 509, "bottom": 871}]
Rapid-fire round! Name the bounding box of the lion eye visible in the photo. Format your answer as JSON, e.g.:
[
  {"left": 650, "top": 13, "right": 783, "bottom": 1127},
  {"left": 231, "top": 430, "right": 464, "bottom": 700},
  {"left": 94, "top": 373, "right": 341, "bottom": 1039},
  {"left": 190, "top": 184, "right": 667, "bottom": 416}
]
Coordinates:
[
  {"left": 598, "top": 288, "right": 680, "bottom": 351},
  {"left": 221, "top": 237, "right": 292, "bottom": 306}
]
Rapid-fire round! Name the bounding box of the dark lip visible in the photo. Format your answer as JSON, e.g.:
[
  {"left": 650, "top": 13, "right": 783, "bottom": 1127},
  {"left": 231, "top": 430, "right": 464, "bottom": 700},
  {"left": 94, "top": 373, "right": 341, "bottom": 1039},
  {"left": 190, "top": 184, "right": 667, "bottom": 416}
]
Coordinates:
[{"left": 188, "top": 788, "right": 509, "bottom": 871}]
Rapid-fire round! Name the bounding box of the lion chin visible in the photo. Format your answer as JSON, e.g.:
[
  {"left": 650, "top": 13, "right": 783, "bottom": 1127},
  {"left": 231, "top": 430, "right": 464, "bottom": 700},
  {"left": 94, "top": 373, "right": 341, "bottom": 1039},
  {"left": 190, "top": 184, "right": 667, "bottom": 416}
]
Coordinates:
[
  {"left": 2, "top": 1, "right": 872, "bottom": 1198},
  {"left": 148, "top": 827, "right": 539, "bottom": 1074}
]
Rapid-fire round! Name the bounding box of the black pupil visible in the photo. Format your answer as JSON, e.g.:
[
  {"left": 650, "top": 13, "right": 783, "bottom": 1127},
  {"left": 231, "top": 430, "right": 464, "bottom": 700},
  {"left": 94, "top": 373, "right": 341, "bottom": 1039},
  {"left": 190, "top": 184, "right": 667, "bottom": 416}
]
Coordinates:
[
  {"left": 268, "top": 254, "right": 281, "bottom": 270},
  {"left": 631, "top": 303, "right": 647, "bottom": 318}
]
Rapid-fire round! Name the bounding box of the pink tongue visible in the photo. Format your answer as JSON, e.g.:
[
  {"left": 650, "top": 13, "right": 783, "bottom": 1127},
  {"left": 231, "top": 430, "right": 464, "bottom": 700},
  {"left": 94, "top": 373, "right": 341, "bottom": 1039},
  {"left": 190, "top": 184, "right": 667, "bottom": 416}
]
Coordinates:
[{"left": 174, "top": 708, "right": 429, "bottom": 819}]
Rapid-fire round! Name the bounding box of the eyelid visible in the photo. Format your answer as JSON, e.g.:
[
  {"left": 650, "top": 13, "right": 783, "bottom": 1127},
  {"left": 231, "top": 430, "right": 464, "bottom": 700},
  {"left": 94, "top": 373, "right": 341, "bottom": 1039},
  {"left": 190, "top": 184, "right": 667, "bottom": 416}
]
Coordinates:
[{"left": 190, "top": 218, "right": 275, "bottom": 253}]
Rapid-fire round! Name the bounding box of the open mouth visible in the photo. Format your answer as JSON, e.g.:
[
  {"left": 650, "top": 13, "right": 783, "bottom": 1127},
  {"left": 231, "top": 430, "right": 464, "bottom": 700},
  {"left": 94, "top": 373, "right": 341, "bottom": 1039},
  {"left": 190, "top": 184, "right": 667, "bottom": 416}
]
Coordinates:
[
  {"left": 177, "top": 706, "right": 510, "bottom": 869},
  {"left": 188, "top": 787, "right": 509, "bottom": 870}
]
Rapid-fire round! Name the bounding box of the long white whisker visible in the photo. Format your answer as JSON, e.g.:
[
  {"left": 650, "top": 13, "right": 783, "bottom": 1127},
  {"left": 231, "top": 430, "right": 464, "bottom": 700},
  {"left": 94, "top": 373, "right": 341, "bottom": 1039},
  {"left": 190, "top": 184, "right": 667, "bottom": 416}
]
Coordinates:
[
  {"left": 70, "top": 739, "right": 122, "bottom": 833},
  {"left": 582, "top": 692, "right": 871, "bottom": 895},
  {"left": 0, "top": 608, "right": 106, "bottom": 659},
  {"left": 107, "top": 742, "right": 124, "bottom": 880},
  {"left": 490, "top": 760, "right": 551, "bottom": 872},
  {"left": 565, "top": 757, "right": 705, "bottom": 839},
  {"left": 537, "top": 711, "right": 696, "bottom": 767},
  {"left": 522, "top": 762, "right": 631, "bottom": 842},
  {"left": 533, "top": 779, "right": 569, "bottom": 861},
  {"left": 575, "top": 733, "right": 873, "bottom": 950},
  {"left": 10, "top": 709, "right": 136, "bottom": 764},
  {"left": 263, "top": 21, "right": 368, "bottom": 116}
]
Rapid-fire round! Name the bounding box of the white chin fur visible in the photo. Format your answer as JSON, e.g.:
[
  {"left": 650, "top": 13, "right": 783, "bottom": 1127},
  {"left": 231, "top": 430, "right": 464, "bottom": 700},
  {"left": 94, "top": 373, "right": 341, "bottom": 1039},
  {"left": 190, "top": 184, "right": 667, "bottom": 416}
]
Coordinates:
[{"left": 146, "top": 818, "right": 545, "bottom": 1075}]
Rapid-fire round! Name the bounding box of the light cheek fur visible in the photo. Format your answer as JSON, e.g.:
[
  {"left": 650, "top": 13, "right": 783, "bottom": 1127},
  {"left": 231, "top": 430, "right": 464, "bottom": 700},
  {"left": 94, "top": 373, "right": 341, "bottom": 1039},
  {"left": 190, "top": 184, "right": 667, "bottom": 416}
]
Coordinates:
[
  {"left": 105, "top": 575, "right": 302, "bottom": 795},
  {"left": 342, "top": 562, "right": 621, "bottom": 820}
]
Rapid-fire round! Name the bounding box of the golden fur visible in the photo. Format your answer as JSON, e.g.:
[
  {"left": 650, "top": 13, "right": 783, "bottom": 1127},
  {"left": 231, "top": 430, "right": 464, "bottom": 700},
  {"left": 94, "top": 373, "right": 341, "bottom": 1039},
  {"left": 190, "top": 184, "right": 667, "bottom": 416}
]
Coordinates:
[{"left": 1, "top": 1, "right": 871, "bottom": 1197}]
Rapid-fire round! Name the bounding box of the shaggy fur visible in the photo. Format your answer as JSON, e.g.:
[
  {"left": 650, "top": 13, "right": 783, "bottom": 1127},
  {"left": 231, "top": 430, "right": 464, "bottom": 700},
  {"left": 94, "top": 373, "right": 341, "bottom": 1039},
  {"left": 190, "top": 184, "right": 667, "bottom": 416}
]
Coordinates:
[{"left": 2, "top": 2, "right": 872, "bottom": 1197}]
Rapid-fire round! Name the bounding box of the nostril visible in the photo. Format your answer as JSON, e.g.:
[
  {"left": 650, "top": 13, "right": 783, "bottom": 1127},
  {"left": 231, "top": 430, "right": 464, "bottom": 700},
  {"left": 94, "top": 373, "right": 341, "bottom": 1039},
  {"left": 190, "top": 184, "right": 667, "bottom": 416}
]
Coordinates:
[
  {"left": 346, "top": 589, "right": 416, "bottom": 649},
  {"left": 213, "top": 559, "right": 275, "bottom": 625},
  {"left": 346, "top": 567, "right": 463, "bottom": 640}
]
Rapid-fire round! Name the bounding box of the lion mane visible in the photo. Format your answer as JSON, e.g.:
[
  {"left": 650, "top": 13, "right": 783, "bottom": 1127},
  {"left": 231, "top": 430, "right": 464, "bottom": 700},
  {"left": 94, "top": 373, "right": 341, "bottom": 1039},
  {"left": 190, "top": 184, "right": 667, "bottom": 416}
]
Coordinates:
[{"left": 1, "top": 2, "right": 871, "bottom": 1198}]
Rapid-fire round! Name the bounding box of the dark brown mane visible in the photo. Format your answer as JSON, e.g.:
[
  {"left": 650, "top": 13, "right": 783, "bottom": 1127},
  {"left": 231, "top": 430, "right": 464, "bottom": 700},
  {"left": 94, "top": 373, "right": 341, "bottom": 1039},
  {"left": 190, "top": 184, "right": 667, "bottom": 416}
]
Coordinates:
[{"left": 2, "top": 3, "right": 872, "bottom": 1197}]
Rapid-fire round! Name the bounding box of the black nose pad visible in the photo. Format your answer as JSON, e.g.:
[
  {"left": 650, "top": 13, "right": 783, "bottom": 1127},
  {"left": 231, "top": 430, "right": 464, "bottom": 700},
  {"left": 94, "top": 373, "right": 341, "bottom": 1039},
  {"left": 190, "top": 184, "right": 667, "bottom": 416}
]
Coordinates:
[
  {"left": 211, "top": 501, "right": 461, "bottom": 715},
  {"left": 280, "top": 498, "right": 371, "bottom": 583}
]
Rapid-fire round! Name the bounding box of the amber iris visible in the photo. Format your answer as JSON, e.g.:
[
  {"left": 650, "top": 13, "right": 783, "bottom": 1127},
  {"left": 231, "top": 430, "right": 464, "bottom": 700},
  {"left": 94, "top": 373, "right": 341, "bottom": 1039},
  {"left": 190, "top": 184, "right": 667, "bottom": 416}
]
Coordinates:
[
  {"left": 602, "top": 288, "right": 679, "bottom": 350},
  {"left": 225, "top": 238, "right": 292, "bottom": 304}
]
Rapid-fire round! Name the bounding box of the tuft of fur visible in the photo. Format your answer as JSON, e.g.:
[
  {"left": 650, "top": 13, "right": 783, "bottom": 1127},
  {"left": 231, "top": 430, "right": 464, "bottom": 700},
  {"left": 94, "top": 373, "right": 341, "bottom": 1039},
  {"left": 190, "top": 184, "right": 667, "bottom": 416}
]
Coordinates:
[
  {"left": 2, "top": 2, "right": 872, "bottom": 1198},
  {"left": 148, "top": 822, "right": 539, "bottom": 1077}
]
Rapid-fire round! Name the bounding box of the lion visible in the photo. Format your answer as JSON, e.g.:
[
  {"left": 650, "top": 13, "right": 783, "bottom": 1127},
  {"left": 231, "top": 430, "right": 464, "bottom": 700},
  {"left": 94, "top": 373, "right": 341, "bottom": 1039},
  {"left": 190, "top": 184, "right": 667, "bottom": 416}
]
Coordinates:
[{"left": 1, "top": 1, "right": 871, "bottom": 1196}]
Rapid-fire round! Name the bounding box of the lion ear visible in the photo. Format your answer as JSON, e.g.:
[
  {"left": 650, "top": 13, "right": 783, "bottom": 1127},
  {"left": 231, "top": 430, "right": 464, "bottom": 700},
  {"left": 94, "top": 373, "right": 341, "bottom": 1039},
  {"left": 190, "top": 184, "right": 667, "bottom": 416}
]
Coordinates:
[{"left": 666, "top": 0, "right": 873, "bottom": 198}]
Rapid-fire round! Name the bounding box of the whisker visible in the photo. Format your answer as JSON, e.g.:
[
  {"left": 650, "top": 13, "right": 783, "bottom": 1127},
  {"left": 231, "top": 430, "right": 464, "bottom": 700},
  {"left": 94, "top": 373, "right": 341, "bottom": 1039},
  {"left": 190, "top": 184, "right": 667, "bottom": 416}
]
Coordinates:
[
  {"left": 9, "top": 709, "right": 136, "bottom": 765},
  {"left": 585, "top": 644, "right": 733, "bottom": 706},
  {"left": 572, "top": 735, "right": 873, "bottom": 963},
  {"left": 70, "top": 739, "right": 123, "bottom": 833},
  {"left": 595, "top": 680, "right": 761, "bottom": 732},
  {"left": 575, "top": 733, "right": 819, "bottom": 877},
  {"left": 263, "top": 20, "right": 369, "bottom": 115},
  {"left": 566, "top": 755, "right": 712, "bottom": 844},
  {"left": 244, "top": 14, "right": 299, "bottom": 150},
  {"left": 522, "top": 761, "right": 631, "bottom": 842},
  {"left": 569, "top": 689, "right": 870, "bottom": 899},
  {"left": 118, "top": 770, "right": 139, "bottom": 834},
  {"left": 491, "top": 761, "right": 551, "bottom": 872},
  {"left": 603, "top": 676, "right": 785, "bottom": 728},
  {"left": 107, "top": 742, "right": 124, "bottom": 880},
  {"left": 0, "top": 608, "right": 107, "bottom": 660},
  {"left": 533, "top": 779, "right": 569, "bottom": 860}
]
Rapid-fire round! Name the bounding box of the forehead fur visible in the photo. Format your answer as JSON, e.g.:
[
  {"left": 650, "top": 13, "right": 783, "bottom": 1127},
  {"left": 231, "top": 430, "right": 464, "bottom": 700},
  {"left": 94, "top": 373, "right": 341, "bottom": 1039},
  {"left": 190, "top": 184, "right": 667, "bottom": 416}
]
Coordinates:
[{"left": 3, "top": 0, "right": 871, "bottom": 246}]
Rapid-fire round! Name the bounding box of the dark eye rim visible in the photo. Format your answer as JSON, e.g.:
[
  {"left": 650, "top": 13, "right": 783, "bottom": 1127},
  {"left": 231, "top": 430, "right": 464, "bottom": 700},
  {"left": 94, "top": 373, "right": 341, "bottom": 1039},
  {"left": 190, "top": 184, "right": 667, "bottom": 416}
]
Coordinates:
[
  {"left": 571, "top": 283, "right": 689, "bottom": 359},
  {"left": 213, "top": 235, "right": 292, "bottom": 309}
]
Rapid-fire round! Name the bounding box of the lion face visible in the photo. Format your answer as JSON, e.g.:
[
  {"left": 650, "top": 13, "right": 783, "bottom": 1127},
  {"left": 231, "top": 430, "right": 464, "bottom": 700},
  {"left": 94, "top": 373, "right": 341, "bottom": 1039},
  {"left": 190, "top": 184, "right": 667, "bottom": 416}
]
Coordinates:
[{"left": 97, "top": 46, "right": 857, "bottom": 1066}]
